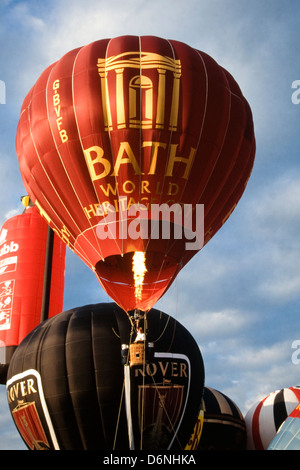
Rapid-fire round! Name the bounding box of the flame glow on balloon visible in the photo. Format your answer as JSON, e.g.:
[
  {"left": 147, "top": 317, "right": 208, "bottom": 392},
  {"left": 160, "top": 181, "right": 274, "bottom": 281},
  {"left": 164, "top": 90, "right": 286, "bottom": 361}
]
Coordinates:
[{"left": 16, "top": 36, "right": 255, "bottom": 313}]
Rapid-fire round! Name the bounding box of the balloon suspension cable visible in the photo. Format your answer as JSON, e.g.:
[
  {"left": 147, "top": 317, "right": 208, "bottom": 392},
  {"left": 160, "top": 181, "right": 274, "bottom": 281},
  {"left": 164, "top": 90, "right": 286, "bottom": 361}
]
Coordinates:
[
  {"left": 127, "top": 310, "right": 147, "bottom": 368},
  {"left": 122, "top": 309, "right": 149, "bottom": 450},
  {"left": 121, "top": 309, "right": 144, "bottom": 450},
  {"left": 132, "top": 309, "right": 146, "bottom": 342},
  {"left": 121, "top": 310, "right": 154, "bottom": 368}
]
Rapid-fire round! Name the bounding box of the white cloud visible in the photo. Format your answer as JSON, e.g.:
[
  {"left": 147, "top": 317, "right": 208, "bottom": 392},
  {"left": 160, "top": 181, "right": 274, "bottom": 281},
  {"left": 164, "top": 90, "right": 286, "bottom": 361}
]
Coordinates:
[
  {"left": 240, "top": 172, "right": 300, "bottom": 302},
  {"left": 11, "top": 2, "right": 46, "bottom": 31},
  {"left": 254, "top": 174, "right": 300, "bottom": 233},
  {"left": 203, "top": 339, "right": 300, "bottom": 414},
  {"left": 182, "top": 308, "right": 254, "bottom": 339},
  {"left": 259, "top": 269, "right": 300, "bottom": 301},
  {"left": 3, "top": 207, "right": 19, "bottom": 220},
  {"left": 228, "top": 341, "right": 291, "bottom": 371}
]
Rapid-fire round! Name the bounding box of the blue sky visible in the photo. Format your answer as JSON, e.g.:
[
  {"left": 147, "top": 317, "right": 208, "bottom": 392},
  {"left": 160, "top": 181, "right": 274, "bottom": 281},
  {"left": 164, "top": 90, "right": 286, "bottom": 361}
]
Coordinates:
[{"left": 0, "top": 0, "right": 300, "bottom": 450}]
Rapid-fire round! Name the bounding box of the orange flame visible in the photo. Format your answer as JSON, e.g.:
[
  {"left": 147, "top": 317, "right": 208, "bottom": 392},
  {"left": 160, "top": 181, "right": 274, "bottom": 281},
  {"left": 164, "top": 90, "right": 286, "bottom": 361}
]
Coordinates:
[{"left": 132, "top": 251, "right": 147, "bottom": 302}]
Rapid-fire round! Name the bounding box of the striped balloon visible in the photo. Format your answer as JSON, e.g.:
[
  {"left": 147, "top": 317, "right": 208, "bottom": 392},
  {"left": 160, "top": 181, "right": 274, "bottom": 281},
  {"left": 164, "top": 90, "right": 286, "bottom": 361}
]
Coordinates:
[
  {"left": 268, "top": 404, "right": 300, "bottom": 450},
  {"left": 199, "top": 387, "right": 246, "bottom": 450},
  {"left": 245, "top": 386, "right": 300, "bottom": 450}
]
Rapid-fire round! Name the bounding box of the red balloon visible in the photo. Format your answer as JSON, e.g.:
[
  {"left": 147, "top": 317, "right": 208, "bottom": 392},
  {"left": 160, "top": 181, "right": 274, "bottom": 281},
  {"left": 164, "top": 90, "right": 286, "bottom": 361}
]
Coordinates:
[
  {"left": 16, "top": 36, "right": 255, "bottom": 313},
  {"left": 0, "top": 206, "right": 66, "bottom": 376}
]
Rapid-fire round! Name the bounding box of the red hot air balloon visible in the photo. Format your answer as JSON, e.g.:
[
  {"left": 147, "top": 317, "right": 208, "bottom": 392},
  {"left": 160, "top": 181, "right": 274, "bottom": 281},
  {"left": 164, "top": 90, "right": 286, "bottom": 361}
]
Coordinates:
[
  {"left": 0, "top": 203, "right": 66, "bottom": 383},
  {"left": 15, "top": 36, "right": 255, "bottom": 314}
]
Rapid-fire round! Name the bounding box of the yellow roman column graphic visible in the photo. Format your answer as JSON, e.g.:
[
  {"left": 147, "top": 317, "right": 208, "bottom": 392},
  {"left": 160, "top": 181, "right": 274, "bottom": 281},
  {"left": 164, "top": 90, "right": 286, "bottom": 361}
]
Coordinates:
[
  {"left": 129, "top": 75, "right": 153, "bottom": 128},
  {"left": 97, "top": 52, "right": 181, "bottom": 131},
  {"left": 97, "top": 62, "right": 113, "bottom": 131},
  {"left": 169, "top": 69, "right": 181, "bottom": 131},
  {"left": 156, "top": 69, "right": 166, "bottom": 129},
  {"left": 116, "top": 68, "right": 126, "bottom": 129}
]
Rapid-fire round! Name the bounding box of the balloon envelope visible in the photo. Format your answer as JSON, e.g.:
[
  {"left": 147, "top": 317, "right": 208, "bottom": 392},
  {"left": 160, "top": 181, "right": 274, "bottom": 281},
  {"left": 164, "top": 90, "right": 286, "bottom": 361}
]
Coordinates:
[
  {"left": 268, "top": 404, "right": 300, "bottom": 450},
  {"left": 245, "top": 386, "right": 300, "bottom": 450},
  {"left": 6, "top": 303, "right": 204, "bottom": 450},
  {"left": 199, "top": 387, "right": 246, "bottom": 450},
  {"left": 0, "top": 206, "right": 65, "bottom": 382},
  {"left": 16, "top": 35, "right": 255, "bottom": 313}
]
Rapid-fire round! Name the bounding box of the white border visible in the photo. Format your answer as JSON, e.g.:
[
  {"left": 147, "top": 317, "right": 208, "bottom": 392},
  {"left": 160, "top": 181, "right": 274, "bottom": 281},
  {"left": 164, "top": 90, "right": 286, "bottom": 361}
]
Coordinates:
[
  {"left": 154, "top": 352, "right": 191, "bottom": 449},
  {"left": 6, "top": 368, "right": 60, "bottom": 450}
]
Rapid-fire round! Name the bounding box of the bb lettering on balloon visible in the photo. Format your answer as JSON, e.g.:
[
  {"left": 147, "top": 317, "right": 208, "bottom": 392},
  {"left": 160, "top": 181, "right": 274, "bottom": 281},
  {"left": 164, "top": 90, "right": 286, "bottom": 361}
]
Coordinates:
[{"left": 52, "top": 79, "right": 69, "bottom": 143}]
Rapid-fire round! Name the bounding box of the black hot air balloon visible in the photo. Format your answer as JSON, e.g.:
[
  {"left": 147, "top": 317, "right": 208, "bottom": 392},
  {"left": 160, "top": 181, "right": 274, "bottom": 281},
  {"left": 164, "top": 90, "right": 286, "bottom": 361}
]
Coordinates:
[{"left": 6, "top": 303, "right": 204, "bottom": 450}]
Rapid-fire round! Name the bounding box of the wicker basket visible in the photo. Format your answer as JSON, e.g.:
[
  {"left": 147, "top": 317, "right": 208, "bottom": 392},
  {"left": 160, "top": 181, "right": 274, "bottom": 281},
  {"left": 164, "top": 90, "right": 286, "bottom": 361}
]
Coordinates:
[{"left": 129, "top": 342, "right": 145, "bottom": 366}]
